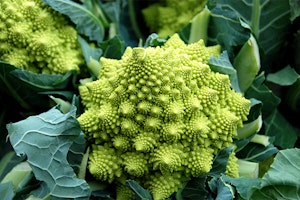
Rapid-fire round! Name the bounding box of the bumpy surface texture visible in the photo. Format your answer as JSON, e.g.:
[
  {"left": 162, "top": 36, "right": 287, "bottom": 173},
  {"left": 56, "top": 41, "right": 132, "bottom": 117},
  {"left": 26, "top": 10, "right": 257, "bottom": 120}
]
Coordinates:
[
  {"left": 78, "top": 34, "right": 251, "bottom": 199},
  {"left": 142, "top": 0, "right": 207, "bottom": 38},
  {"left": 0, "top": 0, "right": 83, "bottom": 74}
]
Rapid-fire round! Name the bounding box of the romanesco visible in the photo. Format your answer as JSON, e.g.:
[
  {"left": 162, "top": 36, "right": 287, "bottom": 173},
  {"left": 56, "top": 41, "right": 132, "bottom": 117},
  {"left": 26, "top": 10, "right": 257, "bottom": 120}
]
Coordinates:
[
  {"left": 77, "top": 34, "right": 251, "bottom": 199},
  {"left": 142, "top": 0, "right": 207, "bottom": 38},
  {"left": 0, "top": 0, "right": 84, "bottom": 74}
]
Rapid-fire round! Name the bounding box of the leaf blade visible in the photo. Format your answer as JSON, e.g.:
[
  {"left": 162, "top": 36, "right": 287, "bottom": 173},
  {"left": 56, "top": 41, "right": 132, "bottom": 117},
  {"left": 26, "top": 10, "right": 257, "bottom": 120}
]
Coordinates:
[
  {"left": 42, "top": 0, "right": 105, "bottom": 43},
  {"left": 7, "top": 106, "right": 90, "bottom": 199}
]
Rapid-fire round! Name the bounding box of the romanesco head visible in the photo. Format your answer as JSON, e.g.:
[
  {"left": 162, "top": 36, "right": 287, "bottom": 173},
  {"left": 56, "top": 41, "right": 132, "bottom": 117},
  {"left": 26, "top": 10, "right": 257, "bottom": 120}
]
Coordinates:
[
  {"left": 142, "top": 0, "right": 207, "bottom": 38},
  {"left": 78, "top": 34, "right": 251, "bottom": 199},
  {"left": 0, "top": 0, "right": 84, "bottom": 74}
]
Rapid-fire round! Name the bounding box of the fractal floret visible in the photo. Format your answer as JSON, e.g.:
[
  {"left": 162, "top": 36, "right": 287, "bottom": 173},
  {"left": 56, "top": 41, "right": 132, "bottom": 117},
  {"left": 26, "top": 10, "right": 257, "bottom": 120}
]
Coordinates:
[
  {"left": 78, "top": 34, "right": 251, "bottom": 199},
  {"left": 142, "top": 0, "right": 207, "bottom": 38},
  {"left": 0, "top": 0, "right": 83, "bottom": 74}
]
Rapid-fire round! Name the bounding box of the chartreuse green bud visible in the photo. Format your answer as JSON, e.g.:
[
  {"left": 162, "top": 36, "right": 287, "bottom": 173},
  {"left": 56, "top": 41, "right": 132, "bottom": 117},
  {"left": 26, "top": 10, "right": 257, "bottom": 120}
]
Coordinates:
[
  {"left": 1, "top": 162, "right": 33, "bottom": 193},
  {"left": 233, "top": 34, "right": 261, "bottom": 93}
]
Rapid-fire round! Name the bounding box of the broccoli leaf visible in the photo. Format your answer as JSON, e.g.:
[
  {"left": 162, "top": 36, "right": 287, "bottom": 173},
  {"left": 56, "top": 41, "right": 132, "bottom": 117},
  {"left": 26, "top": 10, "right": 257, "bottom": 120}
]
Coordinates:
[
  {"left": 264, "top": 109, "right": 299, "bottom": 149},
  {"left": 6, "top": 105, "right": 90, "bottom": 199},
  {"left": 207, "top": 0, "right": 292, "bottom": 71},
  {"left": 251, "top": 148, "right": 300, "bottom": 199},
  {"left": 0, "top": 61, "right": 77, "bottom": 111},
  {"left": 11, "top": 70, "right": 76, "bottom": 91},
  {"left": 208, "top": 175, "right": 235, "bottom": 200},
  {"left": 42, "top": 0, "right": 105, "bottom": 43},
  {"left": 222, "top": 176, "right": 262, "bottom": 200},
  {"left": 99, "top": 35, "right": 126, "bottom": 59},
  {"left": 245, "top": 72, "right": 281, "bottom": 118},
  {"left": 0, "top": 62, "right": 32, "bottom": 110},
  {"left": 266, "top": 65, "right": 299, "bottom": 86},
  {"left": 207, "top": 1, "right": 251, "bottom": 58},
  {"left": 236, "top": 143, "right": 278, "bottom": 162}
]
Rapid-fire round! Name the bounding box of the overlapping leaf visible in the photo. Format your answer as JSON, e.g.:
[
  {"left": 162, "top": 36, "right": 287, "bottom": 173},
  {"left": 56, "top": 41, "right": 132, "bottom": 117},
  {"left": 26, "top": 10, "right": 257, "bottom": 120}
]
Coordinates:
[{"left": 7, "top": 106, "right": 90, "bottom": 199}]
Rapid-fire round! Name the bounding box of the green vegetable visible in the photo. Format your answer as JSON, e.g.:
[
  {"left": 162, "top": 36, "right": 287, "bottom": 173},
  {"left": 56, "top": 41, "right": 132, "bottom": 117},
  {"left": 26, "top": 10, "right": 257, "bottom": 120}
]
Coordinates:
[
  {"left": 77, "top": 34, "right": 251, "bottom": 199},
  {"left": 142, "top": 0, "right": 207, "bottom": 38},
  {"left": 233, "top": 34, "right": 260, "bottom": 93},
  {"left": 0, "top": 0, "right": 84, "bottom": 74}
]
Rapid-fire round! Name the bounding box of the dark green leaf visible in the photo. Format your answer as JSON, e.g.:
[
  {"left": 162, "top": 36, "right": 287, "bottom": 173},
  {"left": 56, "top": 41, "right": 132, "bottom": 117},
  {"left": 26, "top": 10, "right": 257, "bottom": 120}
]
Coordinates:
[
  {"left": 289, "top": 0, "right": 300, "bottom": 21},
  {"left": 0, "top": 182, "right": 14, "bottom": 200},
  {"left": 286, "top": 77, "right": 300, "bottom": 112},
  {"left": 179, "top": 176, "right": 209, "bottom": 200},
  {"left": 236, "top": 143, "right": 278, "bottom": 162},
  {"left": 245, "top": 72, "right": 281, "bottom": 118},
  {"left": 7, "top": 106, "right": 90, "bottom": 199},
  {"left": 99, "top": 35, "right": 126, "bottom": 59},
  {"left": 0, "top": 62, "right": 32, "bottom": 110},
  {"left": 208, "top": 0, "right": 292, "bottom": 71},
  {"left": 266, "top": 66, "right": 299, "bottom": 86},
  {"left": 207, "top": 1, "right": 251, "bottom": 58},
  {"left": 11, "top": 70, "right": 76, "bottom": 90},
  {"left": 246, "top": 98, "right": 262, "bottom": 122},
  {"left": 126, "top": 180, "right": 152, "bottom": 200},
  {"left": 0, "top": 61, "right": 77, "bottom": 111},
  {"left": 42, "top": 0, "right": 105, "bottom": 43},
  {"left": 210, "top": 146, "right": 233, "bottom": 175},
  {"left": 264, "top": 109, "right": 299, "bottom": 149}
]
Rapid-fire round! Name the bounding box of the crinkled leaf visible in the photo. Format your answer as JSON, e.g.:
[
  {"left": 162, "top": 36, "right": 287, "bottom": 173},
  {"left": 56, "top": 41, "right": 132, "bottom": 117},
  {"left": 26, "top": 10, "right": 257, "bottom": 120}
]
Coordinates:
[
  {"left": 264, "top": 109, "right": 299, "bottom": 149},
  {"left": 0, "top": 182, "right": 14, "bottom": 200},
  {"left": 208, "top": 51, "right": 241, "bottom": 93},
  {"left": 6, "top": 106, "right": 90, "bottom": 199},
  {"left": 222, "top": 176, "right": 262, "bottom": 200},
  {"left": 126, "top": 180, "right": 152, "bottom": 200},
  {"left": 42, "top": 0, "right": 105, "bottom": 43},
  {"left": 251, "top": 148, "right": 300, "bottom": 199},
  {"left": 30, "top": 182, "right": 50, "bottom": 199},
  {"left": 208, "top": 175, "right": 234, "bottom": 200}
]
